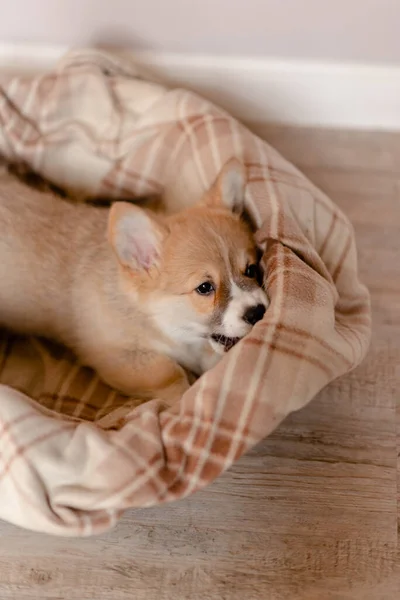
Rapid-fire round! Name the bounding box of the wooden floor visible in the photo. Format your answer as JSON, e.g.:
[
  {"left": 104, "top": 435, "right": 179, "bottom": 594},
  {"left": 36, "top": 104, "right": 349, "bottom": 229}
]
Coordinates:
[{"left": 0, "top": 126, "right": 399, "bottom": 600}]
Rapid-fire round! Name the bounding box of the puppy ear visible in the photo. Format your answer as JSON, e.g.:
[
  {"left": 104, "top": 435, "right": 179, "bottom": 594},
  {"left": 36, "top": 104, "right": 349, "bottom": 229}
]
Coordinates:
[
  {"left": 108, "top": 202, "right": 166, "bottom": 271},
  {"left": 203, "top": 158, "right": 246, "bottom": 214}
]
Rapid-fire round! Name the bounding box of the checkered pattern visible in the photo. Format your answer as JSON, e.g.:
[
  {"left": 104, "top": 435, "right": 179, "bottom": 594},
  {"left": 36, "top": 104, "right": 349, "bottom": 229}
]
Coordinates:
[{"left": 0, "top": 49, "right": 371, "bottom": 536}]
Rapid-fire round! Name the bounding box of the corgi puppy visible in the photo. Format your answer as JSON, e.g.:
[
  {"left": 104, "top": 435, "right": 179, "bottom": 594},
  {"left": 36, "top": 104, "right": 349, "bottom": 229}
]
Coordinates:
[{"left": 0, "top": 159, "right": 268, "bottom": 405}]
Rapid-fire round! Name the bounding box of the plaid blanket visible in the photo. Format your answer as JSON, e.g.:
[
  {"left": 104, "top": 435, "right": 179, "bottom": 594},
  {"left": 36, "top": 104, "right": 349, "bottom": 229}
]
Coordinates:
[{"left": 0, "top": 49, "right": 371, "bottom": 536}]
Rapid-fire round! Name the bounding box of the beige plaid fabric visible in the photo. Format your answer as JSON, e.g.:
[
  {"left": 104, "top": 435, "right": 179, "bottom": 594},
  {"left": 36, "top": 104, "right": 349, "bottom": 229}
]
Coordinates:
[{"left": 0, "top": 49, "right": 371, "bottom": 536}]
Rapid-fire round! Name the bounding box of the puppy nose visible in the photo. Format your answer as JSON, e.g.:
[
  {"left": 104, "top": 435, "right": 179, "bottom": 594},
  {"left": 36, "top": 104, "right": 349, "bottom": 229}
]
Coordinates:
[{"left": 243, "top": 304, "right": 266, "bottom": 325}]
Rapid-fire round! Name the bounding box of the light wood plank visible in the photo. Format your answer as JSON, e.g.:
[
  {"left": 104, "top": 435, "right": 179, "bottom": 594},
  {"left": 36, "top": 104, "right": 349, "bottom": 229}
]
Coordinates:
[{"left": 0, "top": 126, "right": 398, "bottom": 600}]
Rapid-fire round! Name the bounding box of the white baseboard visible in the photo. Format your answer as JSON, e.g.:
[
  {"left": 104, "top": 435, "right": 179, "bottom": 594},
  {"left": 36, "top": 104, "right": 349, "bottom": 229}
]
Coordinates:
[{"left": 1, "top": 42, "right": 400, "bottom": 130}]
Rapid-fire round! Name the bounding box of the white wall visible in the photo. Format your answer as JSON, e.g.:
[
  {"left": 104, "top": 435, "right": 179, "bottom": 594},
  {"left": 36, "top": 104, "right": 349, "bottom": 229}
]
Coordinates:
[{"left": 1, "top": 0, "right": 400, "bottom": 63}]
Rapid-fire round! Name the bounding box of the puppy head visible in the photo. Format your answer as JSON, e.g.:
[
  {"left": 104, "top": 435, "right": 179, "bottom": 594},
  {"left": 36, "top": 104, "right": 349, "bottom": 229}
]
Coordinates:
[{"left": 108, "top": 159, "right": 268, "bottom": 356}]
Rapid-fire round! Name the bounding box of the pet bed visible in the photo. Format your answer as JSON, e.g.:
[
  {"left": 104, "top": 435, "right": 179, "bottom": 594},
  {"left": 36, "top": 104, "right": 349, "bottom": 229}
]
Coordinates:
[{"left": 0, "top": 49, "right": 371, "bottom": 536}]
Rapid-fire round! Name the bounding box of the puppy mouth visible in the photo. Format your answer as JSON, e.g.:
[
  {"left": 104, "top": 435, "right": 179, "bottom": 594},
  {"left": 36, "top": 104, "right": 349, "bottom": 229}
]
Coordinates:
[{"left": 211, "top": 334, "right": 241, "bottom": 352}]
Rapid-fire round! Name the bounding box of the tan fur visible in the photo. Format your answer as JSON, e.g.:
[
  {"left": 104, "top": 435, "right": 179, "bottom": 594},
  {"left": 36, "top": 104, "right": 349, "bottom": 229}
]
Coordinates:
[{"left": 0, "top": 160, "right": 267, "bottom": 405}]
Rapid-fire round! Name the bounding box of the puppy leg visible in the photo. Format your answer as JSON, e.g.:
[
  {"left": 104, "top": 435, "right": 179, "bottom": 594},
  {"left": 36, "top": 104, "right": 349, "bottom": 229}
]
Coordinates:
[{"left": 92, "top": 350, "right": 191, "bottom": 406}]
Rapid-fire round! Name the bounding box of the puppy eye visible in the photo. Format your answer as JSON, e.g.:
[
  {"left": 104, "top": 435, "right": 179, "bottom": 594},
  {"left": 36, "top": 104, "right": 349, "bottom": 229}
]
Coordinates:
[
  {"left": 245, "top": 264, "right": 258, "bottom": 278},
  {"left": 196, "top": 281, "right": 215, "bottom": 295}
]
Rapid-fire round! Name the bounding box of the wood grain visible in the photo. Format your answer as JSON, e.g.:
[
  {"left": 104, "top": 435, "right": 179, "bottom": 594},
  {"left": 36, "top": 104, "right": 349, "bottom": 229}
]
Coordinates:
[{"left": 0, "top": 126, "right": 398, "bottom": 600}]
